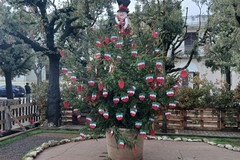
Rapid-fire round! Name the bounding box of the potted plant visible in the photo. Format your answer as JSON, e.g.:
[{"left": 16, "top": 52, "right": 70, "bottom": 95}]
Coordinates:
[{"left": 62, "top": 1, "right": 183, "bottom": 159}]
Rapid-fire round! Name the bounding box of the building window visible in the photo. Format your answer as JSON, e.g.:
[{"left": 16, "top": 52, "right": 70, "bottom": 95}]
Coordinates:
[{"left": 184, "top": 32, "right": 197, "bottom": 52}]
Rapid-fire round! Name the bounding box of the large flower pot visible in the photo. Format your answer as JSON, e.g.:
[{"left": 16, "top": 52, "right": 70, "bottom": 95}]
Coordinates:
[{"left": 106, "top": 129, "right": 144, "bottom": 160}]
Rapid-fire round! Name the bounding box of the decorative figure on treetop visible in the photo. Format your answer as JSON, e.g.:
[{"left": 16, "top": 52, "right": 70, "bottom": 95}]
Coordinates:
[{"left": 115, "top": 0, "right": 131, "bottom": 35}]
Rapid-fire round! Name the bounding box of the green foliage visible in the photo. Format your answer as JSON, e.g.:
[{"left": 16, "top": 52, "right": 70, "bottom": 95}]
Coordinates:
[
  {"left": 176, "top": 76, "right": 240, "bottom": 109},
  {"left": 32, "top": 82, "right": 49, "bottom": 121}
]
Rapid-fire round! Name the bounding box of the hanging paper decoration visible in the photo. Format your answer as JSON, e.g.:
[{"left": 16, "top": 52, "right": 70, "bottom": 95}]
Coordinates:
[
  {"left": 152, "top": 102, "right": 160, "bottom": 111},
  {"left": 68, "top": 83, "right": 73, "bottom": 88},
  {"left": 109, "top": 130, "right": 114, "bottom": 136},
  {"left": 135, "top": 121, "right": 142, "bottom": 128},
  {"left": 63, "top": 101, "right": 69, "bottom": 108},
  {"left": 156, "top": 60, "right": 163, "bottom": 69},
  {"left": 121, "top": 95, "right": 129, "bottom": 102},
  {"left": 119, "top": 140, "right": 125, "bottom": 149},
  {"left": 172, "top": 84, "right": 179, "bottom": 90},
  {"left": 116, "top": 41, "right": 123, "bottom": 48},
  {"left": 152, "top": 31, "right": 158, "bottom": 38},
  {"left": 127, "top": 89, "right": 135, "bottom": 96},
  {"left": 70, "top": 75, "right": 77, "bottom": 82},
  {"left": 137, "top": 60, "right": 145, "bottom": 69},
  {"left": 169, "top": 102, "right": 176, "bottom": 109},
  {"left": 117, "top": 55, "right": 122, "bottom": 61},
  {"left": 104, "top": 53, "right": 111, "bottom": 61},
  {"left": 88, "top": 80, "right": 95, "bottom": 87},
  {"left": 149, "top": 92, "right": 157, "bottom": 100},
  {"left": 165, "top": 111, "right": 171, "bottom": 117},
  {"left": 113, "top": 97, "right": 120, "bottom": 104},
  {"left": 118, "top": 79, "right": 124, "bottom": 88},
  {"left": 111, "top": 35, "right": 118, "bottom": 42},
  {"left": 95, "top": 39, "right": 102, "bottom": 47},
  {"left": 156, "top": 75, "right": 165, "bottom": 84},
  {"left": 60, "top": 51, "right": 64, "bottom": 57},
  {"left": 73, "top": 109, "right": 78, "bottom": 114},
  {"left": 98, "top": 107, "right": 104, "bottom": 115},
  {"left": 95, "top": 52, "right": 101, "bottom": 59},
  {"left": 79, "top": 133, "right": 85, "bottom": 139},
  {"left": 103, "top": 89, "right": 108, "bottom": 98},
  {"left": 139, "top": 93, "right": 145, "bottom": 101},
  {"left": 116, "top": 113, "right": 123, "bottom": 121},
  {"left": 131, "top": 50, "right": 138, "bottom": 57},
  {"left": 89, "top": 122, "right": 97, "bottom": 129},
  {"left": 86, "top": 117, "right": 92, "bottom": 123},
  {"left": 155, "top": 48, "right": 161, "bottom": 54},
  {"left": 146, "top": 74, "right": 154, "bottom": 83},
  {"left": 130, "top": 108, "right": 137, "bottom": 117},
  {"left": 105, "top": 37, "right": 110, "bottom": 44},
  {"left": 131, "top": 42, "right": 136, "bottom": 49},
  {"left": 77, "top": 115, "right": 81, "bottom": 121},
  {"left": 61, "top": 66, "right": 68, "bottom": 74},
  {"left": 180, "top": 69, "right": 188, "bottom": 78},
  {"left": 98, "top": 82, "right": 103, "bottom": 91},
  {"left": 77, "top": 85, "right": 82, "bottom": 92},
  {"left": 166, "top": 90, "right": 174, "bottom": 97},
  {"left": 139, "top": 130, "right": 147, "bottom": 137},
  {"left": 91, "top": 93, "right": 97, "bottom": 101},
  {"left": 103, "top": 112, "right": 109, "bottom": 119}
]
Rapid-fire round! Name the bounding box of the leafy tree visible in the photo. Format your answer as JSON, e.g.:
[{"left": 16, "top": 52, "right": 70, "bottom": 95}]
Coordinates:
[
  {"left": 1, "top": 0, "right": 113, "bottom": 126},
  {"left": 0, "top": 3, "right": 34, "bottom": 99},
  {"left": 200, "top": 0, "right": 240, "bottom": 89}
]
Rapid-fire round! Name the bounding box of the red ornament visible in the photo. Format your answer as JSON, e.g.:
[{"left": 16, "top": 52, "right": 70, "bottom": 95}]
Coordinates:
[
  {"left": 63, "top": 101, "right": 69, "bottom": 108},
  {"left": 166, "top": 90, "right": 174, "bottom": 97},
  {"left": 105, "top": 37, "right": 110, "bottom": 44},
  {"left": 98, "top": 108, "right": 104, "bottom": 115},
  {"left": 121, "top": 95, "right": 129, "bottom": 102},
  {"left": 111, "top": 35, "right": 117, "bottom": 42},
  {"left": 77, "top": 115, "right": 81, "bottom": 121},
  {"left": 117, "top": 55, "right": 122, "bottom": 61},
  {"left": 98, "top": 82, "right": 103, "bottom": 91},
  {"left": 60, "top": 51, "right": 64, "bottom": 57},
  {"left": 86, "top": 117, "right": 92, "bottom": 123},
  {"left": 137, "top": 61, "right": 145, "bottom": 69},
  {"left": 104, "top": 53, "right": 111, "bottom": 61},
  {"left": 135, "top": 121, "right": 142, "bottom": 128},
  {"left": 130, "top": 108, "right": 137, "bottom": 117},
  {"left": 180, "top": 69, "right": 188, "bottom": 78},
  {"left": 131, "top": 42, "right": 136, "bottom": 49},
  {"left": 95, "top": 52, "right": 101, "bottom": 59},
  {"left": 79, "top": 133, "right": 85, "bottom": 139},
  {"left": 118, "top": 79, "right": 124, "bottom": 89},
  {"left": 73, "top": 109, "right": 78, "bottom": 114},
  {"left": 113, "top": 97, "right": 120, "bottom": 104},
  {"left": 152, "top": 31, "right": 158, "bottom": 38},
  {"left": 131, "top": 50, "right": 138, "bottom": 57},
  {"left": 70, "top": 75, "right": 77, "bottom": 82},
  {"left": 156, "top": 60, "right": 163, "bottom": 69},
  {"left": 127, "top": 89, "right": 135, "bottom": 96},
  {"left": 86, "top": 65, "right": 92, "bottom": 71},
  {"left": 156, "top": 75, "right": 165, "bottom": 84},
  {"left": 103, "top": 90, "right": 108, "bottom": 98},
  {"left": 89, "top": 122, "right": 97, "bottom": 129},
  {"left": 96, "top": 40, "right": 102, "bottom": 47},
  {"left": 88, "top": 80, "right": 95, "bottom": 86},
  {"left": 152, "top": 102, "right": 160, "bottom": 110},
  {"left": 139, "top": 93, "right": 145, "bottom": 101},
  {"left": 149, "top": 92, "right": 157, "bottom": 100},
  {"left": 119, "top": 140, "right": 125, "bottom": 149},
  {"left": 146, "top": 75, "right": 154, "bottom": 83},
  {"left": 116, "top": 113, "right": 123, "bottom": 121},
  {"left": 61, "top": 67, "right": 68, "bottom": 74},
  {"left": 103, "top": 112, "right": 109, "bottom": 119},
  {"left": 140, "top": 130, "right": 147, "bottom": 137},
  {"left": 77, "top": 85, "right": 82, "bottom": 92}
]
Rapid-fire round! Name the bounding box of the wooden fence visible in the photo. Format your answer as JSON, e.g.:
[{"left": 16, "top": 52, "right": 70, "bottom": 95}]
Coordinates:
[
  {"left": 0, "top": 99, "right": 40, "bottom": 132},
  {"left": 158, "top": 108, "right": 240, "bottom": 130}
]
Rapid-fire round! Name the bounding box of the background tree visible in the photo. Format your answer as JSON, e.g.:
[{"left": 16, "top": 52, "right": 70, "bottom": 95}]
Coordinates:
[
  {"left": 1, "top": 0, "right": 113, "bottom": 126},
  {"left": 202, "top": 0, "right": 240, "bottom": 89},
  {"left": 0, "top": 3, "right": 34, "bottom": 99}
]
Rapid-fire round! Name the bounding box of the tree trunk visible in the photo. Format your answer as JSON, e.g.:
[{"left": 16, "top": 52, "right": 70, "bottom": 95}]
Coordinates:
[
  {"left": 162, "top": 112, "right": 168, "bottom": 133},
  {"left": 47, "top": 55, "right": 61, "bottom": 126},
  {"left": 225, "top": 67, "right": 231, "bottom": 90},
  {"left": 4, "top": 71, "right": 13, "bottom": 99}
]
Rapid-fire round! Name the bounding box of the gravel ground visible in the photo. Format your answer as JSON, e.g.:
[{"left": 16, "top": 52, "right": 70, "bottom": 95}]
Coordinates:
[{"left": 0, "top": 133, "right": 78, "bottom": 160}]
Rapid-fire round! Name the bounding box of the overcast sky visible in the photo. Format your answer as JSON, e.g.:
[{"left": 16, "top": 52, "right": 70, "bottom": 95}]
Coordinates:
[{"left": 114, "top": 0, "right": 208, "bottom": 16}]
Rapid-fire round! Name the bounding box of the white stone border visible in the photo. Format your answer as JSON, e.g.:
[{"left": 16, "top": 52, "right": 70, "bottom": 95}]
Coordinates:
[{"left": 23, "top": 135, "right": 240, "bottom": 160}]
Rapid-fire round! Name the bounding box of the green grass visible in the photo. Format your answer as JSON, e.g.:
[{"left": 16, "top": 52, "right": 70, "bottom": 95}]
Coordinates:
[{"left": 0, "top": 129, "right": 79, "bottom": 147}]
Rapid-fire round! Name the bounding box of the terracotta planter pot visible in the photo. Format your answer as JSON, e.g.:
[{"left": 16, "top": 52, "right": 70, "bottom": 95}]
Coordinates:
[{"left": 106, "top": 129, "right": 144, "bottom": 160}]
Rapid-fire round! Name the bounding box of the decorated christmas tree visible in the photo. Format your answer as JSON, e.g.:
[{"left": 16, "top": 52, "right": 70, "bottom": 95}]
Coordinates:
[{"left": 62, "top": 0, "right": 187, "bottom": 152}]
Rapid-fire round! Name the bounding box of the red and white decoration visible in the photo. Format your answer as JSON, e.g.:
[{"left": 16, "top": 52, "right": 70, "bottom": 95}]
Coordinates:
[
  {"left": 79, "top": 133, "right": 85, "bottom": 139},
  {"left": 166, "top": 90, "right": 174, "bottom": 97},
  {"left": 169, "top": 102, "right": 176, "bottom": 109},
  {"left": 89, "top": 122, "right": 97, "bottom": 129},
  {"left": 152, "top": 31, "right": 158, "bottom": 38},
  {"left": 96, "top": 39, "right": 102, "bottom": 47},
  {"left": 98, "top": 108, "right": 104, "bottom": 115},
  {"left": 130, "top": 108, "right": 137, "bottom": 117},
  {"left": 70, "top": 75, "right": 77, "bottom": 82},
  {"left": 152, "top": 102, "right": 160, "bottom": 111},
  {"left": 88, "top": 80, "right": 95, "bottom": 87},
  {"left": 156, "top": 75, "right": 165, "bottom": 84},
  {"left": 131, "top": 50, "right": 138, "bottom": 57},
  {"left": 91, "top": 93, "right": 97, "bottom": 101},
  {"left": 117, "top": 55, "right": 122, "bottom": 61},
  {"left": 119, "top": 140, "right": 125, "bottom": 149},
  {"left": 77, "top": 115, "right": 81, "bottom": 121},
  {"left": 149, "top": 92, "right": 157, "bottom": 100},
  {"left": 103, "top": 112, "right": 109, "bottom": 119},
  {"left": 135, "top": 121, "right": 142, "bottom": 128},
  {"left": 113, "top": 97, "right": 120, "bottom": 104},
  {"left": 116, "top": 113, "right": 123, "bottom": 121},
  {"left": 95, "top": 52, "right": 101, "bottom": 59},
  {"left": 104, "top": 53, "right": 111, "bottom": 61},
  {"left": 61, "top": 66, "right": 68, "bottom": 74},
  {"left": 137, "top": 60, "right": 145, "bottom": 69},
  {"left": 103, "top": 89, "right": 108, "bottom": 98},
  {"left": 156, "top": 60, "right": 163, "bottom": 69},
  {"left": 73, "top": 109, "right": 78, "bottom": 114},
  {"left": 139, "top": 93, "right": 145, "bottom": 101},
  {"left": 127, "top": 89, "right": 135, "bottom": 96},
  {"left": 111, "top": 35, "right": 118, "bottom": 42},
  {"left": 155, "top": 48, "right": 161, "bottom": 54},
  {"left": 63, "top": 101, "right": 69, "bottom": 108},
  {"left": 121, "top": 95, "right": 129, "bottom": 102},
  {"left": 116, "top": 41, "right": 123, "bottom": 48},
  {"left": 86, "top": 117, "right": 92, "bottom": 123},
  {"left": 140, "top": 130, "right": 147, "bottom": 137},
  {"left": 165, "top": 111, "right": 171, "bottom": 117},
  {"left": 146, "top": 74, "right": 154, "bottom": 83}
]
